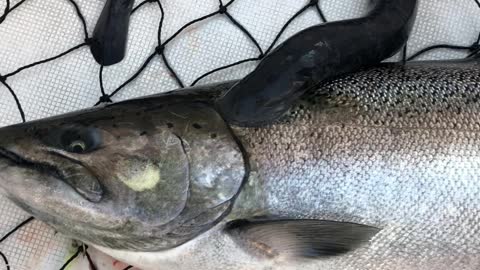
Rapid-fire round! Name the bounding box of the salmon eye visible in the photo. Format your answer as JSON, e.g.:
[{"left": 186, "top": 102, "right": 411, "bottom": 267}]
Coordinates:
[
  {"left": 69, "top": 140, "right": 87, "bottom": 153},
  {"left": 39, "top": 125, "right": 102, "bottom": 154},
  {"left": 41, "top": 125, "right": 102, "bottom": 153}
]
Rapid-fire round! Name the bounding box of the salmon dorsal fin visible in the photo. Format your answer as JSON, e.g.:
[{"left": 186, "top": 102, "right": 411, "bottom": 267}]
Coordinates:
[{"left": 225, "top": 219, "right": 380, "bottom": 258}]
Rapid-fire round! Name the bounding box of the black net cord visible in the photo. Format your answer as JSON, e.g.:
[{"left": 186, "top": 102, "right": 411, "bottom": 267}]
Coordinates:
[
  {"left": 0, "top": 79, "right": 25, "bottom": 122},
  {"left": 0, "top": 251, "right": 9, "bottom": 270},
  {"left": 156, "top": 0, "right": 185, "bottom": 88},
  {"left": 0, "top": 0, "right": 8, "bottom": 23},
  {"left": 8, "top": 0, "right": 27, "bottom": 14},
  {"left": 132, "top": 0, "right": 154, "bottom": 14},
  {"left": 0, "top": 0, "right": 90, "bottom": 123},
  {"left": 219, "top": 0, "right": 263, "bottom": 56},
  {"left": 0, "top": 0, "right": 29, "bottom": 23},
  {"left": 4, "top": 42, "right": 89, "bottom": 78},
  {"left": 58, "top": 244, "right": 113, "bottom": 270},
  {"left": 66, "top": 0, "right": 89, "bottom": 39},
  {"left": 0, "top": 217, "right": 34, "bottom": 243},
  {"left": 58, "top": 246, "right": 84, "bottom": 270},
  {"left": 0, "top": 0, "right": 479, "bottom": 269},
  {"left": 98, "top": 64, "right": 112, "bottom": 103},
  {"left": 0, "top": 0, "right": 28, "bottom": 24},
  {"left": 85, "top": 247, "right": 98, "bottom": 270},
  {"left": 0, "top": 217, "right": 34, "bottom": 270},
  {"left": 59, "top": 245, "right": 133, "bottom": 270},
  {"left": 315, "top": 2, "right": 327, "bottom": 23},
  {"left": 156, "top": 0, "right": 163, "bottom": 45},
  {"left": 407, "top": 43, "right": 480, "bottom": 61}
]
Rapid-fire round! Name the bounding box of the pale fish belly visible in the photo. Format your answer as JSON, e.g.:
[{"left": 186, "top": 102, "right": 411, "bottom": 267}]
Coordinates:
[{"left": 230, "top": 62, "right": 480, "bottom": 269}]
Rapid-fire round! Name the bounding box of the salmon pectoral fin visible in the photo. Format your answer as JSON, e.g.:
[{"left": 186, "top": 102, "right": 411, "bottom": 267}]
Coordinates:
[{"left": 225, "top": 219, "right": 380, "bottom": 259}]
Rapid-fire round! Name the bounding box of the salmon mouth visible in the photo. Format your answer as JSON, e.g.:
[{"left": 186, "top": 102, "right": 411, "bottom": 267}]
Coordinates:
[
  {"left": 0, "top": 146, "right": 65, "bottom": 181},
  {"left": 0, "top": 146, "right": 25, "bottom": 165},
  {"left": 0, "top": 146, "right": 103, "bottom": 202}
]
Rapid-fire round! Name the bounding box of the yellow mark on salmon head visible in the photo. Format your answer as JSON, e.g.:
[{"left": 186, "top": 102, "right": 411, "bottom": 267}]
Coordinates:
[{"left": 119, "top": 163, "right": 161, "bottom": 192}]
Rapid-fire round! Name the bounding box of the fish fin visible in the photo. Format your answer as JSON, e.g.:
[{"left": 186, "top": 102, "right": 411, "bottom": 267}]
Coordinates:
[{"left": 226, "top": 219, "right": 380, "bottom": 258}]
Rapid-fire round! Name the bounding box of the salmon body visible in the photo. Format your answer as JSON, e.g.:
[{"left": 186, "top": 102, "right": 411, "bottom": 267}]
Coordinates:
[{"left": 1, "top": 59, "right": 480, "bottom": 270}]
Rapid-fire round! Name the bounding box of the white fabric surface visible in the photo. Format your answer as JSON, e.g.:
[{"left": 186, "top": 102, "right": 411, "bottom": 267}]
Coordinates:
[{"left": 0, "top": 0, "right": 479, "bottom": 269}]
